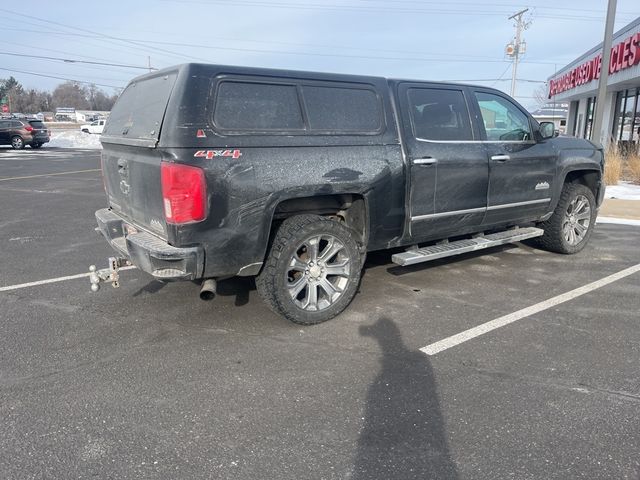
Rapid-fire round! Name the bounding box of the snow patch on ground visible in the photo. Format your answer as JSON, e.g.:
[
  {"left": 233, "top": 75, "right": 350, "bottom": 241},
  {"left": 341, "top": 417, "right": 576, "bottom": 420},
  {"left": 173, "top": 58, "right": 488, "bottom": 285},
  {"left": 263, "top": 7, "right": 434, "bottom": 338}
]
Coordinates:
[
  {"left": 48, "top": 130, "right": 102, "bottom": 149},
  {"left": 596, "top": 216, "right": 640, "bottom": 226},
  {"left": 605, "top": 181, "right": 640, "bottom": 200}
]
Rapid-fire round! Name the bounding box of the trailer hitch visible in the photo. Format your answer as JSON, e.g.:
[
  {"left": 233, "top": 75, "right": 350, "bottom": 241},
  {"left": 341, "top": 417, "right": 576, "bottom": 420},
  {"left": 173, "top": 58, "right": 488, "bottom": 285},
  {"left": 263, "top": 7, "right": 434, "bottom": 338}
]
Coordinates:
[{"left": 89, "top": 257, "right": 131, "bottom": 292}]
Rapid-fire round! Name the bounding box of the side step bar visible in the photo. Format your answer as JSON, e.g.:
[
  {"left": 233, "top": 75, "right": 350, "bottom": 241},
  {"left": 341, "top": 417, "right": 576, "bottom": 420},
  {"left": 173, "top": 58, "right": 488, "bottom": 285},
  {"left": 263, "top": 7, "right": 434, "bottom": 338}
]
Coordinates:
[{"left": 391, "top": 227, "right": 544, "bottom": 267}]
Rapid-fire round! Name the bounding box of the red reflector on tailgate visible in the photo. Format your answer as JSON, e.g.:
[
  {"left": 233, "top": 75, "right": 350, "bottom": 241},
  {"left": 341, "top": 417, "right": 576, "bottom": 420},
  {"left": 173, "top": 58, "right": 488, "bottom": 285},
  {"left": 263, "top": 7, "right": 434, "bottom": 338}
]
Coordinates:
[{"left": 161, "top": 162, "right": 207, "bottom": 224}]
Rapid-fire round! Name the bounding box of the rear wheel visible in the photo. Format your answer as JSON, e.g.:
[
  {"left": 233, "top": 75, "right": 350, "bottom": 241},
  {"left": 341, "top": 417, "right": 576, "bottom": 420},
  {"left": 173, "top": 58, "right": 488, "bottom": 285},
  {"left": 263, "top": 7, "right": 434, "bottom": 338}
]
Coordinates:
[
  {"left": 31, "top": 143, "right": 42, "bottom": 149},
  {"left": 11, "top": 136, "right": 25, "bottom": 149},
  {"left": 537, "top": 183, "right": 596, "bottom": 254},
  {"left": 256, "top": 214, "right": 363, "bottom": 325}
]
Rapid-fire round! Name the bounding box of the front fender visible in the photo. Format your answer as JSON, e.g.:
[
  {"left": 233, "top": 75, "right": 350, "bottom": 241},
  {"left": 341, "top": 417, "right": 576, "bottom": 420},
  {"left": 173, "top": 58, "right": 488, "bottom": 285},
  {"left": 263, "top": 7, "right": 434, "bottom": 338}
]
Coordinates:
[{"left": 549, "top": 141, "right": 603, "bottom": 210}]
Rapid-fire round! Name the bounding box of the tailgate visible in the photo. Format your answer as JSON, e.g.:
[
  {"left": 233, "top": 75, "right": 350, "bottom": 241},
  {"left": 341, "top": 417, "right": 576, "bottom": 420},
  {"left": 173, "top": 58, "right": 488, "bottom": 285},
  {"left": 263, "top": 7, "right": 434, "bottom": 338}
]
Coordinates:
[
  {"left": 99, "top": 71, "right": 178, "bottom": 239},
  {"left": 101, "top": 144, "right": 168, "bottom": 238}
]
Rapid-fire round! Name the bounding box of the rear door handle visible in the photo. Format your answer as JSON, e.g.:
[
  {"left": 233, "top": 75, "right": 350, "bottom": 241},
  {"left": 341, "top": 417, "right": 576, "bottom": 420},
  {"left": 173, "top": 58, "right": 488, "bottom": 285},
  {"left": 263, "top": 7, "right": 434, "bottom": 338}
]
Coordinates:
[
  {"left": 490, "top": 154, "right": 510, "bottom": 162},
  {"left": 413, "top": 158, "right": 438, "bottom": 165}
]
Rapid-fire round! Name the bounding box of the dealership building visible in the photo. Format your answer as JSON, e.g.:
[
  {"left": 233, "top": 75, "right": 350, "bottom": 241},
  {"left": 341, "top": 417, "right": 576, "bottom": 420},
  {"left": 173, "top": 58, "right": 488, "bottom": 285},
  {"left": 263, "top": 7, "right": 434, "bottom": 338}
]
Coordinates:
[{"left": 548, "top": 16, "right": 640, "bottom": 150}]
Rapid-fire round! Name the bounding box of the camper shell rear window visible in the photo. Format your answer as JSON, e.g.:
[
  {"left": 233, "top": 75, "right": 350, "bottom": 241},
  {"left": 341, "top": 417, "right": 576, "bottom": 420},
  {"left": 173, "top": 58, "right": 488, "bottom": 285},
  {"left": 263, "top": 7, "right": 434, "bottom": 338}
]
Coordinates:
[{"left": 103, "top": 72, "right": 177, "bottom": 141}]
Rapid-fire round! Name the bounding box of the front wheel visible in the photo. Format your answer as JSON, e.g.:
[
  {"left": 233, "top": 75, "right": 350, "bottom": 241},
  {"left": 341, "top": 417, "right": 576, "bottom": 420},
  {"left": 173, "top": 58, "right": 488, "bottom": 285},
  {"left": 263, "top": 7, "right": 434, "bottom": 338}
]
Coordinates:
[
  {"left": 31, "top": 143, "right": 43, "bottom": 149},
  {"left": 537, "top": 183, "right": 596, "bottom": 254},
  {"left": 11, "top": 136, "right": 25, "bottom": 149},
  {"left": 256, "top": 214, "right": 363, "bottom": 325}
]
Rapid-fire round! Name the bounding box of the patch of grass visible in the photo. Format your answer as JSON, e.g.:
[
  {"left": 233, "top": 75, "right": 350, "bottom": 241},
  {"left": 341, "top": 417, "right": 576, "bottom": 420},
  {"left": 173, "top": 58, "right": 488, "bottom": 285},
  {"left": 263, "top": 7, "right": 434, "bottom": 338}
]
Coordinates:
[
  {"left": 604, "top": 144, "right": 623, "bottom": 186},
  {"left": 627, "top": 151, "right": 640, "bottom": 184}
]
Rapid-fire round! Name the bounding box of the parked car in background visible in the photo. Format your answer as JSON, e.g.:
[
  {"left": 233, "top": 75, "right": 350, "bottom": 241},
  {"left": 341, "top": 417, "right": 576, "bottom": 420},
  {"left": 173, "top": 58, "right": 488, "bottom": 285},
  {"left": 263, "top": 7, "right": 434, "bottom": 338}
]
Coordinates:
[
  {"left": 80, "top": 119, "right": 105, "bottom": 134},
  {"left": 0, "top": 118, "right": 50, "bottom": 149}
]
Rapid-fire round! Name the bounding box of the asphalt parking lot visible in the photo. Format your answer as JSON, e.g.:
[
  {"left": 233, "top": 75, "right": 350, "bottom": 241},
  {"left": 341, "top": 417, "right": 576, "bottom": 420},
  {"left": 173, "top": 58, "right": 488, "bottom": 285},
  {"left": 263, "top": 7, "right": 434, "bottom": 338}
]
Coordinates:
[{"left": 1, "top": 148, "right": 639, "bottom": 480}]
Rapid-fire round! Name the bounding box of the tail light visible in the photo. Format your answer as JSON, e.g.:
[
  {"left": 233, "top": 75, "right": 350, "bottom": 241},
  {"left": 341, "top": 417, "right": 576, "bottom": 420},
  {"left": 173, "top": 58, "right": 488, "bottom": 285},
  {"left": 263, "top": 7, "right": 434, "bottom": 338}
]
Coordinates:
[
  {"left": 161, "top": 162, "right": 207, "bottom": 224},
  {"left": 24, "top": 125, "right": 34, "bottom": 132}
]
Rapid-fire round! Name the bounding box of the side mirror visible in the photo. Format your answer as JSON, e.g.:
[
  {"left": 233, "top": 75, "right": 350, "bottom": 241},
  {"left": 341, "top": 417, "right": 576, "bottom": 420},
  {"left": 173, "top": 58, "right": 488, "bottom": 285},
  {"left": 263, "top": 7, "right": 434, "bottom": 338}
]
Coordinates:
[{"left": 539, "top": 122, "right": 555, "bottom": 139}]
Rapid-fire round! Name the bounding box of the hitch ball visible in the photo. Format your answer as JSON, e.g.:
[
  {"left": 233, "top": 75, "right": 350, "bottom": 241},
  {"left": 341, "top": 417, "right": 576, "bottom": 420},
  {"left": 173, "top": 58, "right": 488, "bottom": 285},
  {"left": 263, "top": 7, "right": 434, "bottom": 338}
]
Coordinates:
[{"left": 89, "top": 265, "right": 101, "bottom": 292}]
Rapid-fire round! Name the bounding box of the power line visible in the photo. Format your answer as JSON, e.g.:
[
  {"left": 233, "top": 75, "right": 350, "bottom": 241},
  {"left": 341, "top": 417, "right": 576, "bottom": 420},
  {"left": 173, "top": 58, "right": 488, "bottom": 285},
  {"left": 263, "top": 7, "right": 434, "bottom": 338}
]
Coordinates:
[
  {"left": 156, "top": 0, "right": 638, "bottom": 22},
  {"left": 0, "top": 24, "right": 565, "bottom": 66},
  {"left": 81, "top": 35, "right": 563, "bottom": 66},
  {"left": 0, "top": 67, "right": 122, "bottom": 89},
  {"left": 0, "top": 35, "right": 129, "bottom": 64},
  {"left": 491, "top": 64, "right": 513, "bottom": 87},
  {"left": 3, "top": 26, "right": 508, "bottom": 63},
  {"left": 0, "top": 52, "right": 153, "bottom": 70},
  {"left": 0, "top": 10, "right": 209, "bottom": 64},
  {"left": 0, "top": 14, "right": 164, "bottom": 64},
  {"left": 349, "top": 0, "right": 637, "bottom": 16}
]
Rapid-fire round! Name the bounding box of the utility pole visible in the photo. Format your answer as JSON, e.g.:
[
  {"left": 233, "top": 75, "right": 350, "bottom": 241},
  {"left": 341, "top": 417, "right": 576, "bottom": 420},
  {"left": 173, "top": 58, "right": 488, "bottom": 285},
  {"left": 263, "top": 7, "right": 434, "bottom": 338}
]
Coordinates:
[
  {"left": 507, "top": 8, "right": 530, "bottom": 97},
  {"left": 591, "top": 0, "right": 617, "bottom": 145}
]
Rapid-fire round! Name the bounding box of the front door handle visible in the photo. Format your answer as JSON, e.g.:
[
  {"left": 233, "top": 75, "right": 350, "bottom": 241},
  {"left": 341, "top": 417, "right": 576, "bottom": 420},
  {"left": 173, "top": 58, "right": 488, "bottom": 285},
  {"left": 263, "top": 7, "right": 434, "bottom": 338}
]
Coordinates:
[
  {"left": 413, "top": 158, "right": 438, "bottom": 166},
  {"left": 490, "top": 154, "right": 510, "bottom": 162}
]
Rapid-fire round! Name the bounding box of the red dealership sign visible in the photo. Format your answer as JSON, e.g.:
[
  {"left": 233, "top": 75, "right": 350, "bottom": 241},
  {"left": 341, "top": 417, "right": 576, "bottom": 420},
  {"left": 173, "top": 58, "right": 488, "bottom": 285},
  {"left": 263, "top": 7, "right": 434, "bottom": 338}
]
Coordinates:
[{"left": 549, "top": 32, "right": 640, "bottom": 98}]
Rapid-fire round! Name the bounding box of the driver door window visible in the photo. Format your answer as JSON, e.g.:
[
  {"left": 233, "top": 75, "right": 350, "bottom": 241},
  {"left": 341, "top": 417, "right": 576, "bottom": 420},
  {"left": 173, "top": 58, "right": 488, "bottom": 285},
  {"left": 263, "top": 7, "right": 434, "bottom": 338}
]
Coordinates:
[{"left": 475, "top": 92, "right": 532, "bottom": 141}]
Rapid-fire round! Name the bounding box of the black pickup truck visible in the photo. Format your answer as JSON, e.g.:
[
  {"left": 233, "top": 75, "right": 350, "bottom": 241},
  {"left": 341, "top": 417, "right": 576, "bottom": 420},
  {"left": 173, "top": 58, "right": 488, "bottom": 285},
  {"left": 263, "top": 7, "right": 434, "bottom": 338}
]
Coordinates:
[{"left": 90, "top": 63, "right": 605, "bottom": 324}]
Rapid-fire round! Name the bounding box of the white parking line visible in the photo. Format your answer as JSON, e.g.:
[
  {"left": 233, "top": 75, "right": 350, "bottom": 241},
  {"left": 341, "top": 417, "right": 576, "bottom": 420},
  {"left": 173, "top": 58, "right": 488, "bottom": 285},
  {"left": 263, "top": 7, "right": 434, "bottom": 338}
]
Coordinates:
[
  {"left": 0, "top": 169, "right": 100, "bottom": 182},
  {"left": 0, "top": 266, "right": 137, "bottom": 293},
  {"left": 421, "top": 263, "right": 640, "bottom": 356}
]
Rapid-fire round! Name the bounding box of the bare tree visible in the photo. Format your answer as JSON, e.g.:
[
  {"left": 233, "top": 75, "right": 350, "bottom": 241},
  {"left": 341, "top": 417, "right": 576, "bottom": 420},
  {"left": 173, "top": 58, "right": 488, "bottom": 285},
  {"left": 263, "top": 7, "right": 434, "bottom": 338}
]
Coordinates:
[
  {"left": 1, "top": 77, "right": 117, "bottom": 113},
  {"left": 51, "top": 82, "right": 90, "bottom": 110},
  {"left": 533, "top": 84, "right": 549, "bottom": 107}
]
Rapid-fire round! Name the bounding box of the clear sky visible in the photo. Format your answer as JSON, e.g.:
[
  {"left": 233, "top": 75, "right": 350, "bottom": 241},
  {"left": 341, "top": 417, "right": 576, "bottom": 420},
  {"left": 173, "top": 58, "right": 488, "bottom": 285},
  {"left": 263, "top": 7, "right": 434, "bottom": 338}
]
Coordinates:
[{"left": 0, "top": 1, "right": 638, "bottom": 109}]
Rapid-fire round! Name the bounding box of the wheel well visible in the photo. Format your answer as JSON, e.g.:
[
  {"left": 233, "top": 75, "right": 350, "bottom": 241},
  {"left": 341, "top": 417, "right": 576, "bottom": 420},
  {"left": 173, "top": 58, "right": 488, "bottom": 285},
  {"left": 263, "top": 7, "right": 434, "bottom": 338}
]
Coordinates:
[
  {"left": 564, "top": 170, "right": 600, "bottom": 198},
  {"left": 273, "top": 194, "right": 368, "bottom": 246}
]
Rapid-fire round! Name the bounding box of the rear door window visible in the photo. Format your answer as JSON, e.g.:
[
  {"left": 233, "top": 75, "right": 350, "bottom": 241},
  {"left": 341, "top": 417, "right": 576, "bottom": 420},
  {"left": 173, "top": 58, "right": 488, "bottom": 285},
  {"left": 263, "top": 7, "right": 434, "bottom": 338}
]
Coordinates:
[
  {"left": 301, "top": 85, "right": 381, "bottom": 132},
  {"left": 214, "top": 81, "right": 304, "bottom": 131},
  {"left": 103, "top": 72, "right": 177, "bottom": 140},
  {"left": 407, "top": 88, "right": 473, "bottom": 141}
]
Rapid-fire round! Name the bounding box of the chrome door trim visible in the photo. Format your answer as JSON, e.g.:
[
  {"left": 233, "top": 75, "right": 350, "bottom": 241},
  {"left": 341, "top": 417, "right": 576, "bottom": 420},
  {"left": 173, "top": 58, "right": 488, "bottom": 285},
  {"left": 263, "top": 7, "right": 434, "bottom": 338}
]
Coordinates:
[
  {"left": 411, "top": 206, "right": 486, "bottom": 222},
  {"left": 410, "top": 198, "right": 551, "bottom": 222},
  {"left": 486, "top": 198, "right": 551, "bottom": 211}
]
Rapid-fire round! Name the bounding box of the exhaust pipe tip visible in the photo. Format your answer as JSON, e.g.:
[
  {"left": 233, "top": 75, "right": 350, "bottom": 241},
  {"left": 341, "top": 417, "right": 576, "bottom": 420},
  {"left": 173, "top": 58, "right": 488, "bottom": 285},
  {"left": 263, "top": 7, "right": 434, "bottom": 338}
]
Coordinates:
[{"left": 199, "top": 278, "right": 217, "bottom": 301}]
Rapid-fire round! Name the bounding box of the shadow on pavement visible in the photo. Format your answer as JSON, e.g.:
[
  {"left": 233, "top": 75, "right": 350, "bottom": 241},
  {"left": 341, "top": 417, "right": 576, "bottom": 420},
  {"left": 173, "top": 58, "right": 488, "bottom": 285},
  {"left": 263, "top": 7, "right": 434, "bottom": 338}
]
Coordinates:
[
  {"left": 215, "top": 277, "right": 254, "bottom": 307},
  {"left": 354, "top": 317, "right": 458, "bottom": 480},
  {"left": 132, "top": 280, "right": 167, "bottom": 297}
]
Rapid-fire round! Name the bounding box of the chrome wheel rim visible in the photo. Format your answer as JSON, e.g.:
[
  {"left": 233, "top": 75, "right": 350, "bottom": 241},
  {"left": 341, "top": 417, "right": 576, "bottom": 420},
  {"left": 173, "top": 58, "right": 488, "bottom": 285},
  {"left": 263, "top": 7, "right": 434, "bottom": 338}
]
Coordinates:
[
  {"left": 12, "top": 137, "right": 23, "bottom": 149},
  {"left": 286, "top": 234, "right": 351, "bottom": 312},
  {"left": 563, "top": 194, "right": 591, "bottom": 246}
]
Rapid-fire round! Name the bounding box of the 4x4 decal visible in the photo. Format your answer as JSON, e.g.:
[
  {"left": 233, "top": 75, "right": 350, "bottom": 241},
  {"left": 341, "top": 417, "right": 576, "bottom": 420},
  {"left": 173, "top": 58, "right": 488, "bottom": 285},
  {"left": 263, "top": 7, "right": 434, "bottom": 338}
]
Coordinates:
[{"left": 194, "top": 149, "right": 242, "bottom": 160}]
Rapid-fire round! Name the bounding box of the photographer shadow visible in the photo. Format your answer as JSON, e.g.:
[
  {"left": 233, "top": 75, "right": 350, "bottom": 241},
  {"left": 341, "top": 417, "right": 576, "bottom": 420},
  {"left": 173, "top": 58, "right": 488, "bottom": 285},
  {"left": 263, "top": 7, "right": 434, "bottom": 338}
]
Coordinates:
[{"left": 354, "top": 317, "right": 458, "bottom": 479}]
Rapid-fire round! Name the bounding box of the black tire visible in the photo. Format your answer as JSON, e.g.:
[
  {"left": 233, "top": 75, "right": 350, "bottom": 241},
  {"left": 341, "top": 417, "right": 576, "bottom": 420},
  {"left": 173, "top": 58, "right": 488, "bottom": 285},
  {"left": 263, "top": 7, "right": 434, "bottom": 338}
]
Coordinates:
[
  {"left": 536, "top": 183, "right": 596, "bottom": 254},
  {"left": 31, "top": 143, "right": 42, "bottom": 149},
  {"left": 81, "top": 129, "right": 90, "bottom": 133},
  {"left": 11, "top": 136, "right": 25, "bottom": 149},
  {"left": 256, "top": 214, "right": 363, "bottom": 325}
]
